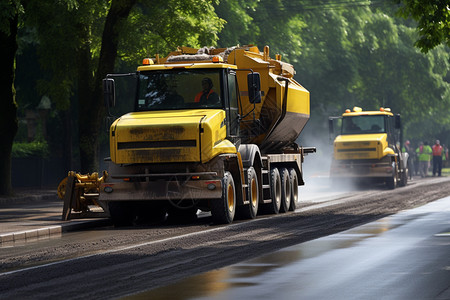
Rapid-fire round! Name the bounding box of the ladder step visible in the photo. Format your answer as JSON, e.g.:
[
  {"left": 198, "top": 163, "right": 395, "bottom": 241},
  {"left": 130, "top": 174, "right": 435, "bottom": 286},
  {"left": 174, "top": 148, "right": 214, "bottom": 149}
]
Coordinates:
[{"left": 83, "top": 193, "right": 100, "bottom": 199}]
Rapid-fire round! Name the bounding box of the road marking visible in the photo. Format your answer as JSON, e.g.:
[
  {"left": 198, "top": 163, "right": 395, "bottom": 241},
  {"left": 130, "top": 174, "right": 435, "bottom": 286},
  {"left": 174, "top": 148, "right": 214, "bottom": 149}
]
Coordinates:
[{"left": 435, "top": 232, "right": 450, "bottom": 237}]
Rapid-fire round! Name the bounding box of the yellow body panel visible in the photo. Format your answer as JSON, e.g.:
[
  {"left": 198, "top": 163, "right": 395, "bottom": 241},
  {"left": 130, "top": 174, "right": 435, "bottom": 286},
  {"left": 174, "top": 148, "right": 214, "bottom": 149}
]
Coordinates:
[
  {"left": 200, "top": 110, "right": 237, "bottom": 162},
  {"left": 137, "top": 62, "right": 237, "bottom": 72},
  {"left": 284, "top": 78, "right": 310, "bottom": 116},
  {"left": 110, "top": 109, "right": 235, "bottom": 164},
  {"left": 334, "top": 133, "right": 392, "bottom": 160},
  {"left": 249, "top": 74, "right": 310, "bottom": 146},
  {"left": 228, "top": 49, "right": 309, "bottom": 122}
]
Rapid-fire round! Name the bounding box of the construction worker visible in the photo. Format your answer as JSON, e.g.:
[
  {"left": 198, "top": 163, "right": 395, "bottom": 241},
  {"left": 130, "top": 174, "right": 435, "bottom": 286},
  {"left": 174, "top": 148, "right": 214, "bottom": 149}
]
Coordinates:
[
  {"left": 402, "top": 140, "right": 415, "bottom": 179},
  {"left": 416, "top": 142, "right": 432, "bottom": 177},
  {"left": 442, "top": 144, "right": 449, "bottom": 168},
  {"left": 195, "top": 77, "right": 220, "bottom": 105},
  {"left": 432, "top": 139, "right": 443, "bottom": 176}
]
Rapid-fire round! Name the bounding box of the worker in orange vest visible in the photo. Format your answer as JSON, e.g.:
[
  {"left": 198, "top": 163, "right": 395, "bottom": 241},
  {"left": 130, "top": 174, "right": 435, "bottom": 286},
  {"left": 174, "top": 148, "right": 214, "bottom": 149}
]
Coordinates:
[
  {"left": 195, "top": 77, "right": 220, "bottom": 105},
  {"left": 432, "top": 139, "right": 443, "bottom": 176}
]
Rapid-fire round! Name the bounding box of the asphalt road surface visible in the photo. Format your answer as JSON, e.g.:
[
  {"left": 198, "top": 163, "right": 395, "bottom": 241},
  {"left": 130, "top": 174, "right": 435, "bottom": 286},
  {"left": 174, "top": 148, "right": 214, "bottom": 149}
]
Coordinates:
[
  {"left": 1, "top": 175, "right": 449, "bottom": 299},
  {"left": 137, "top": 194, "right": 450, "bottom": 300}
]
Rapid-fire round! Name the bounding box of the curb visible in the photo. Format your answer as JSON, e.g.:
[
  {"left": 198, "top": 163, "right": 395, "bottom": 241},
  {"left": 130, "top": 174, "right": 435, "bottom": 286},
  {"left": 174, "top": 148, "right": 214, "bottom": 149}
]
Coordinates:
[
  {"left": 0, "top": 219, "right": 111, "bottom": 245},
  {"left": 0, "top": 194, "right": 59, "bottom": 205}
]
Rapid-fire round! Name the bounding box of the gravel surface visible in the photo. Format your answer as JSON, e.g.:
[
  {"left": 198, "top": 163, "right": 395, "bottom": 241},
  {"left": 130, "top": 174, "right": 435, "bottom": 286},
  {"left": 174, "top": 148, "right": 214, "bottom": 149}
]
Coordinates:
[{"left": 0, "top": 176, "right": 449, "bottom": 299}]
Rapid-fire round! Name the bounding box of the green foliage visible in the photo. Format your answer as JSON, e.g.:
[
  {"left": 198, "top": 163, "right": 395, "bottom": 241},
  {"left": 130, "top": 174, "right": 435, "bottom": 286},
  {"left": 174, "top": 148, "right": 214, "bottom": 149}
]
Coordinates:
[
  {"left": 214, "top": 0, "right": 259, "bottom": 47},
  {"left": 214, "top": 0, "right": 307, "bottom": 61},
  {"left": 24, "top": 0, "right": 107, "bottom": 111},
  {"left": 24, "top": 0, "right": 225, "bottom": 110},
  {"left": 119, "top": 0, "right": 225, "bottom": 64},
  {"left": 394, "top": 0, "right": 450, "bottom": 53},
  {"left": 0, "top": 0, "right": 23, "bottom": 35},
  {"left": 12, "top": 140, "right": 49, "bottom": 158}
]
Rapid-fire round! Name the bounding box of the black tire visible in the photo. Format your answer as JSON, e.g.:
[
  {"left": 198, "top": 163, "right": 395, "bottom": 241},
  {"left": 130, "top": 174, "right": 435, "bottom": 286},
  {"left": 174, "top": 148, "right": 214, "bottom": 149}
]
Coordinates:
[
  {"left": 279, "top": 168, "right": 291, "bottom": 213},
  {"left": 398, "top": 168, "right": 408, "bottom": 187},
  {"left": 211, "top": 171, "right": 236, "bottom": 224},
  {"left": 386, "top": 162, "right": 397, "bottom": 189},
  {"left": 288, "top": 168, "right": 299, "bottom": 211},
  {"left": 267, "top": 168, "right": 281, "bottom": 214},
  {"left": 237, "top": 167, "right": 259, "bottom": 219},
  {"left": 108, "top": 201, "right": 135, "bottom": 227}
]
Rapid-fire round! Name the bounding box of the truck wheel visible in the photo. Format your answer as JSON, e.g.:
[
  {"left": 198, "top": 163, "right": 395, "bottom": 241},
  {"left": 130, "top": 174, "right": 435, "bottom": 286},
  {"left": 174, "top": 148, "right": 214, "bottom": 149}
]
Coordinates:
[
  {"left": 386, "top": 162, "right": 397, "bottom": 189},
  {"left": 108, "top": 201, "right": 135, "bottom": 227},
  {"left": 386, "top": 176, "right": 396, "bottom": 189},
  {"left": 288, "top": 168, "right": 299, "bottom": 211},
  {"left": 398, "top": 168, "right": 408, "bottom": 187},
  {"left": 267, "top": 168, "right": 281, "bottom": 214},
  {"left": 279, "top": 168, "right": 291, "bottom": 213},
  {"left": 237, "top": 167, "right": 259, "bottom": 219},
  {"left": 211, "top": 171, "right": 236, "bottom": 224}
]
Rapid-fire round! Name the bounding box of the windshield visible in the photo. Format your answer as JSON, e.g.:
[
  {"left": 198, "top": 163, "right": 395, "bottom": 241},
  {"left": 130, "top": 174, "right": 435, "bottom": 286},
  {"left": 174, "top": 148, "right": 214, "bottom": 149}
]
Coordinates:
[
  {"left": 341, "top": 115, "right": 386, "bottom": 134},
  {"left": 136, "top": 69, "right": 222, "bottom": 111}
]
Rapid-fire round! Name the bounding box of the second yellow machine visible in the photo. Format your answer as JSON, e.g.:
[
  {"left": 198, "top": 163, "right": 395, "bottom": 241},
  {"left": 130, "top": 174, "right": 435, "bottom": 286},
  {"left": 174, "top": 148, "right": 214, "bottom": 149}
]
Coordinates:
[
  {"left": 329, "top": 107, "right": 408, "bottom": 189},
  {"left": 100, "top": 45, "right": 315, "bottom": 225}
]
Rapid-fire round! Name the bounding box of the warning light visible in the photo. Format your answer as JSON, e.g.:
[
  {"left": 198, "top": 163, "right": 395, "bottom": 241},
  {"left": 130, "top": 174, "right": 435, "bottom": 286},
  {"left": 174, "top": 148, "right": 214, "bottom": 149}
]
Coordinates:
[
  {"left": 142, "top": 58, "right": 154, "bottom": 65},
  {"left": 212, "top": 56, "right": 223, "bottom": 63}
]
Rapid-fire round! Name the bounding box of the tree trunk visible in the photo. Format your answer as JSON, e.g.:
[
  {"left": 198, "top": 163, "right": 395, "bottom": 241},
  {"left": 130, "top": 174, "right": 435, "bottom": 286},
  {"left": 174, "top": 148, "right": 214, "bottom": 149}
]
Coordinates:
[
  {"left": 78, "top": 0, "right": 136, "bottom": 173},
  {"left": 77, "top": 22, "right": 96, "bottom": 173},
  {"left": 0, "top": 12, "right": 19, "bottom": 196}
]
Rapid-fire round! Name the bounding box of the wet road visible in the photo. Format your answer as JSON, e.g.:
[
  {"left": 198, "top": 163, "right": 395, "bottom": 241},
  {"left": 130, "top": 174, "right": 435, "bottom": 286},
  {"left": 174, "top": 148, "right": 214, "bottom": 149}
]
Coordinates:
[
  {"left": 2, "top": 175, "right": 450, "bottom": 299},
  {"left": 130, "top": 196, "right": 450, "bottom": 300}
]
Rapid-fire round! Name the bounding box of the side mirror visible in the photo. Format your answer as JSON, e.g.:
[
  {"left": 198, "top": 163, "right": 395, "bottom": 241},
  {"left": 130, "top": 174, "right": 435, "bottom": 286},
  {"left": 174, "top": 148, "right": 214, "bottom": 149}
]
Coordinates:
[
  {"left": 395, "top": 114, "right": 401, "bottom": 129},
  {"left": 328, "top": 118, "right": 334, "bottom": 135},
  {"left": 247, "top": 73, "right": 261, "bottom": 104},
  {"left": 103, "top": 78, "right": 116, "bottom": 107}
]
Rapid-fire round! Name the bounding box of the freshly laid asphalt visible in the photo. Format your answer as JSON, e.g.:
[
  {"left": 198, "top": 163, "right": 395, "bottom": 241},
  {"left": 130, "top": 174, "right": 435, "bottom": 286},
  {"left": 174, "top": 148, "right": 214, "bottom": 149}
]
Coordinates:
[{"left": 0, "top": 189, "right": 110, "bottom": 245}]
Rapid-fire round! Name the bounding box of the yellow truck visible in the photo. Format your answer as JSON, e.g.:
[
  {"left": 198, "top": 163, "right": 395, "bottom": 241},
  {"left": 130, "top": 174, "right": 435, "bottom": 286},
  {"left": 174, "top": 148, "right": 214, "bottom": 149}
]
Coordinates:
[
  {"left": 77, "top": 45, "right": 314, "bottom": 225},
  {"left": 329, "top": 107, "right": 408, "bottom": 189}
]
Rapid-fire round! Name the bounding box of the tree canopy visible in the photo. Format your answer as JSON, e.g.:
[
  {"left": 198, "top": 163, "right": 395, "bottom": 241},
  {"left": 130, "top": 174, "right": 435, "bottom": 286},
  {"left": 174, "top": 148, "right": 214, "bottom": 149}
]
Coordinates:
[{"left": 394, "top": 0, "right": 450, "bottom": 53}]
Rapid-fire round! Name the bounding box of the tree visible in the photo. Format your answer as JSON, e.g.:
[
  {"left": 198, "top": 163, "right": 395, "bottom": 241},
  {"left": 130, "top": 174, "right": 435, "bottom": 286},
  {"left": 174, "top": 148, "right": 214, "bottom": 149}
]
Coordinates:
[
  {"left": 394, "top": 0, "right": 450, "bottom": 53},
  {"left": 26, "top": 0, "right": 224, "bottom": 173},
  {"left": 0, "top": 1, "right": 21, "bottom": 195}
]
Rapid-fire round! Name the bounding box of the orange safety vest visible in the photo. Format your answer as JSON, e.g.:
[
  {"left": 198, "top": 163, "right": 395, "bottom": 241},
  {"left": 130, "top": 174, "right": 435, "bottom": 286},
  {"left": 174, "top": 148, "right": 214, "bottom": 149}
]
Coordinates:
[
  {"left": 432, "top": 144, "right": 443, "bottom": 156},
  {"left": 195, "top": 89, "right": 214, "bottom": 103}
]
